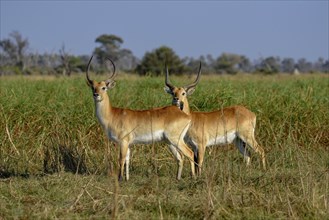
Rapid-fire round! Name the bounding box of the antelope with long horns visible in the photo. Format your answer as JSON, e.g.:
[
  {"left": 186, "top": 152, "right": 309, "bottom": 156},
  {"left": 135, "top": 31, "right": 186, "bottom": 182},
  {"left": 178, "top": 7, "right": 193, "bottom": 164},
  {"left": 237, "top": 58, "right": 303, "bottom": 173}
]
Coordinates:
[
  {"left": 164, "top": 64, "right": 266, "bottom": 175},
  {"left": 86, "top": 56, "right": 195, "bottom": 181}
]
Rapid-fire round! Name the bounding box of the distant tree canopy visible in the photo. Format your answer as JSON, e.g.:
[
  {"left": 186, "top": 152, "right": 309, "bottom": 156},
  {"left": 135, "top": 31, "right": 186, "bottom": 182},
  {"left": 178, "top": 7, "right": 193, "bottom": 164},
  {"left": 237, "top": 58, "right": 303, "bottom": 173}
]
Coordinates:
[
  {"left": 0, "top": 31, "right": 29, "bottom": 72},
  {"left": 256, "top": 56, "right": 281, "bottom": 74},
  {"left": 93, "top": 34, "right": 137, "bottom": 71},
  {"left": 281, "top": 58, "right": 295, "bottom": 73},
  {"left": 94, "top": 34, "right": 123, "bottom": 63},
  {"left": 0, "top": 31, "right": 328, "bottom": 75},
  {"left": 135, "top": 46, "right": 185, "bottom": 76},
  {"left": 214, "top": 53, "right": 252, "bottom": 74},
  {"left": 58, "top": 44, "right": 87, "bottom": 76}
]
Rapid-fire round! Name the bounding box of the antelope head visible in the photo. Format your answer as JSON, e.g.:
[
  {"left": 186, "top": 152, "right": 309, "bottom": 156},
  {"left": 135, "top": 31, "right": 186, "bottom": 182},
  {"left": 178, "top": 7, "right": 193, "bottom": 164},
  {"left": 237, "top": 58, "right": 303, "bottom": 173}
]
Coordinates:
[
  {"left": 86, "top": 56, "right": 117, "bottom": 103},
  {"left": 164, "top": 62, "right": 201, "bottom": 113}
]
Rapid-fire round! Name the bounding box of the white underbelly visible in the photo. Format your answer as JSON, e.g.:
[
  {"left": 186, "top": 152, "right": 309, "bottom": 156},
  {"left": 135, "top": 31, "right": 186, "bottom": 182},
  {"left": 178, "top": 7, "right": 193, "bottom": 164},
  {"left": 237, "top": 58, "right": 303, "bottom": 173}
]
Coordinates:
[
  {"left": 207, "top": 131, "right": 236, "bottom": 146},
  {"left": 132, "top": 130, "right": 164, "bottom": 145}
]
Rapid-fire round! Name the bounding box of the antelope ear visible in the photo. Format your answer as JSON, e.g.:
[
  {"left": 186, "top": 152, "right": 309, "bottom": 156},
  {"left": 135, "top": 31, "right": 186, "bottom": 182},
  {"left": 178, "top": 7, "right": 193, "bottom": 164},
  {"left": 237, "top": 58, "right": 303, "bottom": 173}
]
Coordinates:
[
  {"left": 164, "top": 86, "right": 173, "bottom": 95},
  {"left": 185, "top": 87, "right": 196, "bottom": 96},
  {"left": 106, "top": 80, "right": 116, "bottom": 89}
]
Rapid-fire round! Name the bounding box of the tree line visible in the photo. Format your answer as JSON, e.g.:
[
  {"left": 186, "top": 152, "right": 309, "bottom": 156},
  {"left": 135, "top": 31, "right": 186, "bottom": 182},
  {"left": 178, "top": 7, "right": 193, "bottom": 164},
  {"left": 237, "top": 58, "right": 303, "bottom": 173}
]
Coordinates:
[{"left": 1, "top": 31, "right": 328, "bottom": 76}]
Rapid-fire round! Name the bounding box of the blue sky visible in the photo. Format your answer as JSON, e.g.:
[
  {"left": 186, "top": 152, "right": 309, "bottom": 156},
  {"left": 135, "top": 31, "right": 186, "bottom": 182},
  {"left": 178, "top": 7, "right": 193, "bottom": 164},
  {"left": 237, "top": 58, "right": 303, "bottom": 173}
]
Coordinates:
[{"left": 1, "top": 1, "right": 328, "bottom": 62}]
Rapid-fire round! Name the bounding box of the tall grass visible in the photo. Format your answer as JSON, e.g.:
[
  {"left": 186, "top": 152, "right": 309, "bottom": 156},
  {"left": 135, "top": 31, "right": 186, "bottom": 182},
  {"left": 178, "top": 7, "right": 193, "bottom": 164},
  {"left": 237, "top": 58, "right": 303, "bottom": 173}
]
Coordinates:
[{"left": 0, "top": 74, "right": 328, "bottom": 219}]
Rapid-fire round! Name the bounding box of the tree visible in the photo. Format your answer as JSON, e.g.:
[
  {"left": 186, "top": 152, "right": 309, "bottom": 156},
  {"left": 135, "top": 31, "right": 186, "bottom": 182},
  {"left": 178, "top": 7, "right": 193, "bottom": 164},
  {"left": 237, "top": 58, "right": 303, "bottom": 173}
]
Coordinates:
[
  {"left": 281, "top": 58, "right": 295, "bottom": 73},
  {"left": 93, "top": 34, "right": 137, "bottom": 71},
  {"left": 296, "top": 58, "right": 312, "bottom": 73},
  {"left": 256, "top": 56, "right": 280, "bottom": 74},
  {"left": 183, "top": 55, "right": 215, "bottom": 74},
  {"left": 58, "top": 46, "right": 86, "bottom": 76},
  {"left": 0, "top": 31, "right": 29, "bottom": 72},
  {"left": 59, "top": 44, "right": 72, "bottom": 76},
  {"left": 94, "top": 34, "right": 123, "bottom": 64},
  {"left": 214, "top": 53, "right": 248, "bottom": 74},
  {"left": 323, "top": 60, "right": 329, "bottom": 73},
  {"left": 237, "top": 55, "right": 252, "bottom": 73},
  {"left": 313, "top": 57, "right": 327, "bottom": 72},
  {"left": 135, "top": 46, "right": 185, "bottom": 76},
  {"left": 117, "top": 48, "right": 138, "bottom": 72}
]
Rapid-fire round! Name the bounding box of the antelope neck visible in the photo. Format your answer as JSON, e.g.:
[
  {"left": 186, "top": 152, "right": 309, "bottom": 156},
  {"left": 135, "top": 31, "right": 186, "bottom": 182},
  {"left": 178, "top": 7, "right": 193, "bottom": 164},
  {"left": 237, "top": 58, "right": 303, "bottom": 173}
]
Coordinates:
[
  {"left": 181, "top": 100, "right": 191, "bottom": 115},
  {"left": 95, "top": 93, "right": 112, "bottom": 124}
]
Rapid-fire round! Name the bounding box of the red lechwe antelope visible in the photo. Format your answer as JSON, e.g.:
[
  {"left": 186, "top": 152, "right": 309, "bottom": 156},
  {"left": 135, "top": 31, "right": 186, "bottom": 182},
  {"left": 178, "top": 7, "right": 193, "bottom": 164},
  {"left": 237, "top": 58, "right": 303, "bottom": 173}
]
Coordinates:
[
  {"left": 86, "top": 56, "right": 195, "bottom": 181},
  {"left": 164, "top": 64, "right": 266, "bottom": 175}
]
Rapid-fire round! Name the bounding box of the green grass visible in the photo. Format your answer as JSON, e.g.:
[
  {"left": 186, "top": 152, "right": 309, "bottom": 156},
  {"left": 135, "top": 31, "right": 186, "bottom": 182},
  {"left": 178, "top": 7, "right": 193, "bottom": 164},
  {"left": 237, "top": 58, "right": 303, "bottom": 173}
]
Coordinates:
[{"left": 0, "top": 73, "right": 328, "bottom": 219}]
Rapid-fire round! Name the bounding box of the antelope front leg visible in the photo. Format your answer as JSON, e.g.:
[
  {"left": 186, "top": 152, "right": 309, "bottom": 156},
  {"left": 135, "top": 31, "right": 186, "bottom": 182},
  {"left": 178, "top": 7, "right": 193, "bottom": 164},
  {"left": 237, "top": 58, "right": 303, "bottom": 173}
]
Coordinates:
[
  {"left": 118, "top": 142, "right": 129, "bottom": 181},
  {"left": 168, "top": 145, "right": 184, "bottom": 180}
]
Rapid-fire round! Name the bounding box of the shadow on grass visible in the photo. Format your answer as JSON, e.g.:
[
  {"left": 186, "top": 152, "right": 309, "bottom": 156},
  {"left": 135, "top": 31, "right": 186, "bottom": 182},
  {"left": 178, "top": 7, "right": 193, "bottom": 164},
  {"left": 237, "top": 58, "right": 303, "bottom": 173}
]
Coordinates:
[
  {"left": 43, "top": 144, "right": 88, "bottom": 175},
  {"left": 0, "top": 144, "right": 88, "bottom": 179},
  {"left": 0, "top": 144, "right": 87, "bottom": 179},
  {"left": 0, "top": 168, "right": 30, "bottom": 179}
]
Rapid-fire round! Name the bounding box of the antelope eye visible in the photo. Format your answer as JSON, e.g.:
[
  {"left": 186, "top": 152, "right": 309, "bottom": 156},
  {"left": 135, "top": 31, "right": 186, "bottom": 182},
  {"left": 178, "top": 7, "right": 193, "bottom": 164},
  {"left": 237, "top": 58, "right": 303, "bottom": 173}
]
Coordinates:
[
  {"left": 102, "top": 87, "right": 106, "bottom": 91},
  {"left": 182, "top": 92, "right": 186, "bottom": 96}
]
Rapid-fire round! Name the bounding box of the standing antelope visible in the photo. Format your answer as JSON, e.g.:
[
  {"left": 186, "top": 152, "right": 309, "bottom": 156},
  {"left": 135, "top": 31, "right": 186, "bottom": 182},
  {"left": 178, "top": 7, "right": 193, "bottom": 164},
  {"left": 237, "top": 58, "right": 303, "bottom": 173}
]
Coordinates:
[
  {"left": 164, "top": 64, "right": 266, "bottom": 175},
  {"left": 86, "top": 56, "right": 195, "bottom": 181}
]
